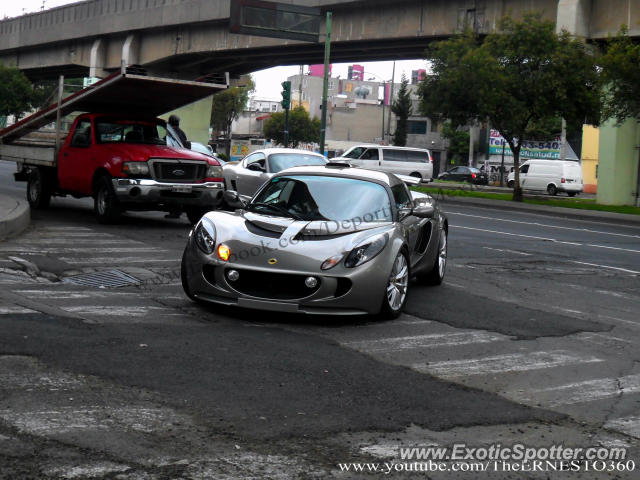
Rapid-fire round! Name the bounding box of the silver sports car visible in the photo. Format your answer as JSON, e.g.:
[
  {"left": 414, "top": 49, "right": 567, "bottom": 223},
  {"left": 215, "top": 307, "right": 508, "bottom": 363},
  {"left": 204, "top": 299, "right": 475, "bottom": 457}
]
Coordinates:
[
  {"left": 223, "top": 148, "right": 327, "bottom": 201},
  {"left": 181, "top": 164, "right": 448, "bottom": 318}
]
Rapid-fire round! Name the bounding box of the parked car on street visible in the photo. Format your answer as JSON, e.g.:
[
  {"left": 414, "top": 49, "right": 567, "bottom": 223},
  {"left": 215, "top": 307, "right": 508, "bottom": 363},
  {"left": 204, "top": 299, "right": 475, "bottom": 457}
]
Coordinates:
[
  {"left": 438, "top": 166, "right": 488, "bottom": 184},
  {"left": 507, "top": 160, "right": 583, "bottom": 196},
  {"left": 222, "top": 148, "right": 327, "bottom": 201},
  {"left": 336, "top": 145, "right": 433, "bottom": 182},
  {"left": 181, "top": 163, "right": 448, "bottom": 319}
]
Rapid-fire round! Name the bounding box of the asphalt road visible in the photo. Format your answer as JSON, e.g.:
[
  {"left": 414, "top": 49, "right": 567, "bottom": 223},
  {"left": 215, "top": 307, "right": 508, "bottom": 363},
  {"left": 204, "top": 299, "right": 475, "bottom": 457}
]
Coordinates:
[{"left": 0, "top": 162, "right": 639, "bottom": 479}]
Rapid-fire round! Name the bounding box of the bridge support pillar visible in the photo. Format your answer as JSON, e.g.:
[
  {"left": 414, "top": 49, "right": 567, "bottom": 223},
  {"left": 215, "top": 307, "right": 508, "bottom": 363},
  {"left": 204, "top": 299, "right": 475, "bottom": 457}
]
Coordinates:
[
  {"left": 122, "top": 34, "right": 140, "bottom": 67},
  {"left": 89, "top": 39, "right": 107, "bottom": 78},
  {"left": 556, "top": 0, "right": 590, "bottom": 37},
  {"left": 597, "top": 119, "right": 640, "bottom": 206}
]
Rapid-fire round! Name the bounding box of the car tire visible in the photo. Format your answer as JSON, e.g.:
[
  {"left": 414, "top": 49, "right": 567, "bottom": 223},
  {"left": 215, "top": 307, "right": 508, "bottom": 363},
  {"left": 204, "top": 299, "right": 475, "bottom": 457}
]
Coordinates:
[
  {"left": 186, "top": 207, "right": 209, "bottom": 225},
  {"left": 507, "top": 180, "right": 515, "bottom": 188},
  {"left": 27, "top": 167, "right": 52, "bottom": 209},
  {"left": 547, "top": 184, "right": 558, "bottom": 196},
  {"left": 417, "top": 228, "right": 447, "bottom": 286},
  {"left": 567, "top": 192, "right": 577, "bottom": 197},
  {"left": 379, "top": 249, "right": 410, "bottom": 320},
  {"left": 94, "top": 176, "right": 121, "bottom": 224},
  {"left": 181, "top": 249, "right": 197, "bottom": 301}
]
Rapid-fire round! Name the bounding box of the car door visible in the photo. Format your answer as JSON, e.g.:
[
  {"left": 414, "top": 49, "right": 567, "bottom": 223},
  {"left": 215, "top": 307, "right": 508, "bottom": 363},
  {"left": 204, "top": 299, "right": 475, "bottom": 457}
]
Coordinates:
[
  {"left": 58, "top": 118, "right": 94, "bottom": 193},
  {"left": 357, "top": 147, "right": 380, "bottom": 171},
  {"left": 515, "top": 163, "right": 530, "bottom": 188},
  {"left": 381, "top": 149, "right": 409, "bottom": 175},
  {"left": 235, "top": 152, "right": 268, "bottom": 198},
  {"left": 392, "top": 183, "right": 422, "bottom": 264}
]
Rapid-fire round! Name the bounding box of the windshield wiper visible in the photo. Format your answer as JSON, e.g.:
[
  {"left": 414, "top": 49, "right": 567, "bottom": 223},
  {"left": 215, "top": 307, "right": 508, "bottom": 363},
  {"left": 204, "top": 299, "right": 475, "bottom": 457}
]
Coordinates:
[{"left": 248, "top": 202, "right": 303, "bottom": 220}]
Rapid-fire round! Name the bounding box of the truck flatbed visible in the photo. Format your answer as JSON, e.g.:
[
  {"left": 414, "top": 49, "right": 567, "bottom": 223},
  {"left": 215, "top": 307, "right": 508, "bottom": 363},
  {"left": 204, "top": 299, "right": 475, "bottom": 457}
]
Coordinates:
[{"left": 0, "top": 67, "right": 228, "bottom": 146}]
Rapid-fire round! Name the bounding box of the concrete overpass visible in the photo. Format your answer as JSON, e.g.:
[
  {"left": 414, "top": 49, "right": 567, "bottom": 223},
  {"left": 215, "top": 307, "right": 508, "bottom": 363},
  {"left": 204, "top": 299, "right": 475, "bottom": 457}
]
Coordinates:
[{"left": 0, "top": 0, "right": 637, "bottom": 80}]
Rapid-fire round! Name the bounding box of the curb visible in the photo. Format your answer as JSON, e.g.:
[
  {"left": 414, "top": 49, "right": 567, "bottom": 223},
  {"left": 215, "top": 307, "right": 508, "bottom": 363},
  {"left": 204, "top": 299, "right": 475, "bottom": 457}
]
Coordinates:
[
  {"left": 437, "top": 195, "right": 640, "bottom": 226},
  {"left": 0, "top": 194, "right": 30, "bottom": 241}
]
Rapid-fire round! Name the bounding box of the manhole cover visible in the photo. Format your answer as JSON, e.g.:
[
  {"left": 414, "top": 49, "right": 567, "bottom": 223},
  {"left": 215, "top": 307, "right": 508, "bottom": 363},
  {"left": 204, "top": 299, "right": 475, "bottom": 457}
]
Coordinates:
[{"left": 64, "top": 270, "right": 140, "bottom": 288}]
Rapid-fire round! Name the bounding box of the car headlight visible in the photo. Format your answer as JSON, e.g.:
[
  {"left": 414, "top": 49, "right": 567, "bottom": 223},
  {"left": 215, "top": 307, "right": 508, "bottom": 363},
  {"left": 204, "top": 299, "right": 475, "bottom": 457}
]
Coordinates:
[
  {"left": 194, "top": 217, "right": 216, "bottom": 254},
  {"left": 122, "top": 162, "right": 149, "bottom": 175},
  {"left": 344, "top": 233, "right": 388, "bottom": 268},
  {"left": 206, "top": 164, "right": 223, "bottom": 178}
]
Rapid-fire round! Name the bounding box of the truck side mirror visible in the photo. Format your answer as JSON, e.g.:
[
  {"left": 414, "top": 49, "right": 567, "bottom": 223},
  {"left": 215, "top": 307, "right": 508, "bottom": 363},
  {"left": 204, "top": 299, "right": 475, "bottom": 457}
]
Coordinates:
[{"left": 223, "top": 190, "right": 246, "bottom": 209}]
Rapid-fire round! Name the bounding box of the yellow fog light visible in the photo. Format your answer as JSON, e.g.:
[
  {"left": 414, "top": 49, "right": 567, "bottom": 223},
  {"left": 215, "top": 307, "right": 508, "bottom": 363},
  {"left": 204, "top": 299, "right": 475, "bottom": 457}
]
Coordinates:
[{"left": 217, "top": 244, "right": 231, "bottom": 261}]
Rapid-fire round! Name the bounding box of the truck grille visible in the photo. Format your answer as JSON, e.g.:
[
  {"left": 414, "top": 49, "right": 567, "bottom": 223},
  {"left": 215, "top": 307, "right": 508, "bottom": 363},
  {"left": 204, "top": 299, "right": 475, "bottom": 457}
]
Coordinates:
[{"left": 149, "top": 159, "right": 206, "bottom": 183}]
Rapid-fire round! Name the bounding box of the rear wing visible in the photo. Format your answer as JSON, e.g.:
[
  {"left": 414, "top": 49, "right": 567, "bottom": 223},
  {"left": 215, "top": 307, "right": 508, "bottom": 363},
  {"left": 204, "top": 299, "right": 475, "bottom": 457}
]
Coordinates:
[{"left": 0, "top": 65, "right": 228, "bottom": 145}]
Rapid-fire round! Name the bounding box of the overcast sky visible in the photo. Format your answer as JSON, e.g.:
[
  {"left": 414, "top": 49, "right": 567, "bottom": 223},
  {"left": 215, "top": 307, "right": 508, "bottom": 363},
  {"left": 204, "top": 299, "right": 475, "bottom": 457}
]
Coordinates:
[{"left": 2, "top": 1, "right": 429, "bottom": 99}]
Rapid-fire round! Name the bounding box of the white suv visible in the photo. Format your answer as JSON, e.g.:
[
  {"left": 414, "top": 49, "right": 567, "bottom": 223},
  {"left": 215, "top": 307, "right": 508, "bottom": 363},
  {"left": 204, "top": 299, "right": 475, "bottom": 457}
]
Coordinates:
[{"left": 337, "top": 145, "right": 433, "bottom": 182}]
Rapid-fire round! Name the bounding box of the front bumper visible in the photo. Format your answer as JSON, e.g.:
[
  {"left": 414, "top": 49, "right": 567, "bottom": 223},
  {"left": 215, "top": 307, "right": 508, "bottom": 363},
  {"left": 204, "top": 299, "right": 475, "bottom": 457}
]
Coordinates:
[
  {"left": 182, "top": 243, "right": 390, "bottom": 316},
  {"left": 112, "top": 178, "right": 224, "bottom": 207}
]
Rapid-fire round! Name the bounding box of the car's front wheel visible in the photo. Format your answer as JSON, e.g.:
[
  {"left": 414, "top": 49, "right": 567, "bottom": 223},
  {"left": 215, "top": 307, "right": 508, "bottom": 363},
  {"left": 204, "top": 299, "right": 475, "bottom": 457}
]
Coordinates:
[
  {"left": 417, "top": 228, "right": 447, "bottom": 285},
  {"left": 379, "top": 250, "right": 410, "bottom": 319}
]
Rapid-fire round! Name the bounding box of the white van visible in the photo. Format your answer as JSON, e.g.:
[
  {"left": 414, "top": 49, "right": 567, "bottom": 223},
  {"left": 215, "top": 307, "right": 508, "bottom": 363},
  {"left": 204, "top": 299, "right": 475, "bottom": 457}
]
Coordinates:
[
  {"left": 337, "top": 145, "right": 433, "bottom": 182},
  {"left": 507, "top": 160, "right": 583, "bottom": 196}
]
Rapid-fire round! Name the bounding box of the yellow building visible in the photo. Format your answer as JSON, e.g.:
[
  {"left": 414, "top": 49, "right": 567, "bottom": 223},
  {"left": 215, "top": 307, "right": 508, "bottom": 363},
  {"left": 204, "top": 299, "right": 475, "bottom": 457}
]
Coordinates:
[{"left": 581, "top": 125, "right": 599, "bottom": 194}]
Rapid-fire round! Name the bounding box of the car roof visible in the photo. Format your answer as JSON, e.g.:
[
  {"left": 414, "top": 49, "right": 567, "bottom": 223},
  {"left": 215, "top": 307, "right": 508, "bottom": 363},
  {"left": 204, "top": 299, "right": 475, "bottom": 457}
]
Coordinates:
[
  {"left": 345, "top": 144, "right": 430, "bottom": 152},
  {"left": 252, "top": 148, "right": 326, "bottom": 157},
  {"left": 276, "top": 165, "right": 401, "bottom": 186}
]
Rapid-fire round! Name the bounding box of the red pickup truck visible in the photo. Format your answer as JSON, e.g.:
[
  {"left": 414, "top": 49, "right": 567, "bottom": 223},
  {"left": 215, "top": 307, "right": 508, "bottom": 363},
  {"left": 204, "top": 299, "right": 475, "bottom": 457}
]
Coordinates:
[
  {"left": 0, "top": 68, "right": 229, "bottom": 224},
  {"left": 19, "top": 113, "right": 224, "bottom": 224}
]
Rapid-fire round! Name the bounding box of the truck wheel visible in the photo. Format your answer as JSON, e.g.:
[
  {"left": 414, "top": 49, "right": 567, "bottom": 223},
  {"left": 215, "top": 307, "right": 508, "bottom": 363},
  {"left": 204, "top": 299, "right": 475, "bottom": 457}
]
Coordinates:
[
  {"left": 186, "top": 207, "right": 210, "bottom": 225},
  {"left": 27, "top": 167, "right": 51, "bottom": 209},
  {"left": 94, "top": 176, "right": 121, "bottom": 224},
  {"left": 507, "top": 180, "right": 514, "bottom": 188}
]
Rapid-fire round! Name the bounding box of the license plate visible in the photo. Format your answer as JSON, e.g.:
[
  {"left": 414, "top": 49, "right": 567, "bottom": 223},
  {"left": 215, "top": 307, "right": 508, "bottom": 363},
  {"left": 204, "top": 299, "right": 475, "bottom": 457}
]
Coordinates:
[{"left": 171, "top": 185, "right": 192, "bottom": 193}]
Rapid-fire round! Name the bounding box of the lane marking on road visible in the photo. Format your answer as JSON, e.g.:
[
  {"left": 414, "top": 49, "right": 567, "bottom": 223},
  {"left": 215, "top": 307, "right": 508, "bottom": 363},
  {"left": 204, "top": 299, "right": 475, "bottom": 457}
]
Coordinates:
[
  {"left": 14, "top": 290, "right": 141, "bottom": 299},
  {"left": 604, "top": 416, "right": 640, "bottom": 439},
  {"left": 58, "top": 257, "right": 179, "bottom": 265},
  {"left": 10, "top": 239, "right": 148, "bottom": 246},
  {"left": 21, "top": 232, "right": 119, "bottom": 238},
  {"left": 510, "top": 374, "right": 640, "bottom": 407},
  {"left": 0, "top": 306, "right": 38, "bottom": 314},
  {"left": 344, "top": 331, "right": 508, "bottom": 353},
  {"left": 483, "top": 246, "right": 532, "bottom": 256},
  {"left": 61, "top": 306, "right": 182, "bottom": 316},
  {"left": 453, "top": 225, "right": 640, "bottom": 255},
  {"left": 569, "top": 261, "right": 640, "bottom": 275},
  {"left": 576, "top": 332, "right": 635, "bottom": 346},
  {"left": 585, "top": 244, "right": 640, "bottom": 254},
  {"left": 36, "top": 226, "right": 95, "bottom": 231},
  {"left": 448, "top": 211, "right": 640, "bottom": 239},
  {"left": 0, "top": 247, "right": 167, "bottom": 254},
  {"left": 564, "top": 283, "right": 640, "bottom": 301},
  {"left": 597, "top": 315, "right": 640, "bottom": 330},
  {"left": 414, "top": 350, "right": 604, "bottom": 378}
]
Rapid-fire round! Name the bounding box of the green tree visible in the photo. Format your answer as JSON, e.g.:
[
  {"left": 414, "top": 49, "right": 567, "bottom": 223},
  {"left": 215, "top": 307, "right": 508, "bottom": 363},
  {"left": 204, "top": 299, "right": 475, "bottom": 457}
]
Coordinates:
[
  {"left": 0, "top": 65, "right": 35, "bottom": 120},
  {"left": 210, "top": 77, "right": 255, "bottom": 158},
  {"left": 418, "top": 13, "right": 600, "bottom": 200},
  {"left": 263, "top": 106, "right": 320, "bottom": 148},
  {"left": 599, "top": 26, "right": 640, "bottom": 123},
  {"left": 391, "top": 75, "right": 412, "bottom": 146},
  {"left": 441, "top": 122, "right": 470, "bottom": 164}
]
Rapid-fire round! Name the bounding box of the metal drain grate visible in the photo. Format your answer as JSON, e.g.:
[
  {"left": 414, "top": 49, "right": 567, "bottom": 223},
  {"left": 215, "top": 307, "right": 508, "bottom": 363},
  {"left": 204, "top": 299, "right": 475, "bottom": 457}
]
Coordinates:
[{"left": 64, "top": 269, "right": 140, "bottom": 288}]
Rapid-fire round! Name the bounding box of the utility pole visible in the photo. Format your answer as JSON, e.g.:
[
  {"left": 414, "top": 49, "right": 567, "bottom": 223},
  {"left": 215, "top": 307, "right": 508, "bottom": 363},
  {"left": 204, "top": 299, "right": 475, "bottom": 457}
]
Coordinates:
[{"left": 319, "top": 11, "right": 332, "bottom": 156}]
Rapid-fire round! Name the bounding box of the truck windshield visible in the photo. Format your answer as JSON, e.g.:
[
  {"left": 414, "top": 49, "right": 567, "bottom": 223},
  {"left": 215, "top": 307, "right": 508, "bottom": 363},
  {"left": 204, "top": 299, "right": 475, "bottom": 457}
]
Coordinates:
[{"left": 95, "top": 119, "right": 178, "bottom": 146}]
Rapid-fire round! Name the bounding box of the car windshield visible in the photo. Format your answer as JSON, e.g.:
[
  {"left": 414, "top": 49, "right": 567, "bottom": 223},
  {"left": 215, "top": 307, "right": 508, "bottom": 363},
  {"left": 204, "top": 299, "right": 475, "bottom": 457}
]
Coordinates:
[
  {"left": 268, "top": 153, "right": 327, "bottom": 173},
  {"left": 250, "top": 175, "right": 392, "bottom": 222},
  {"left": 95, "top": 119, "right": 180, "bottom": 146}
]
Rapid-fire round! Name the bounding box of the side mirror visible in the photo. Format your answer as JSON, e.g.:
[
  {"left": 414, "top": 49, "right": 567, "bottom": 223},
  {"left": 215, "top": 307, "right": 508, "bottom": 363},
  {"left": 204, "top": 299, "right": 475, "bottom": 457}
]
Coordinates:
[
  {"left": 223, "top": 190, "right": 246, "bottom": 209},
  {"left": 247, "top": 162, "right": 266, "bottom": 172},
  {"left": 412, "top": 203, "right": 435, "bottom": 219}
]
